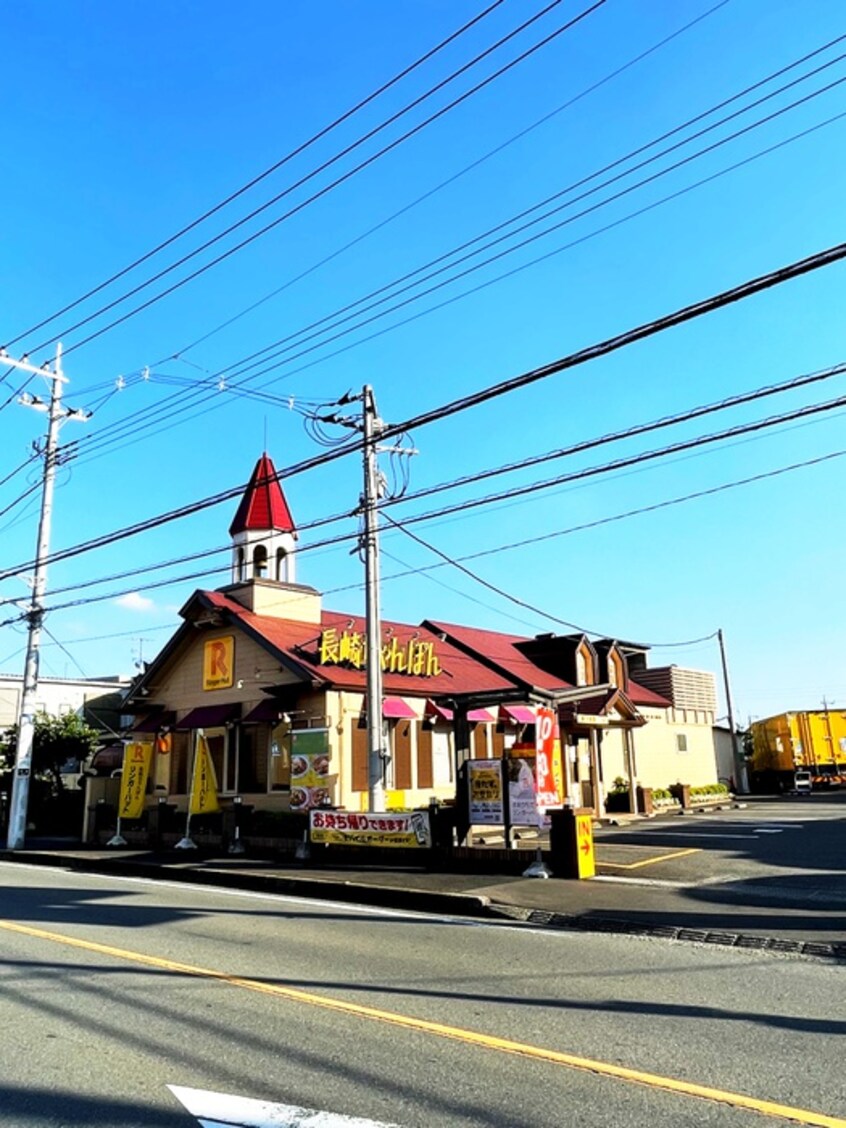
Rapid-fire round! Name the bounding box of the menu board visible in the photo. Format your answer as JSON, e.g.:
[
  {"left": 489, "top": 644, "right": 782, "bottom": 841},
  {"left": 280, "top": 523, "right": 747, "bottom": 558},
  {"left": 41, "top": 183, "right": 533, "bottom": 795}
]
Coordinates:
[
  {"left": 467, "top": 760, "right": 504, "bottom": 825},
  {"left": 289, "top": 729, "right": 332, "bottom": 811}
]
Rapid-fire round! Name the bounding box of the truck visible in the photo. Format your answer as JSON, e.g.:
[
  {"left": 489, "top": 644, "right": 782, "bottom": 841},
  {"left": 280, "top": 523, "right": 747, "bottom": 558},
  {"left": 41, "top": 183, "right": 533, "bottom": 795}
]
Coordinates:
[{"left": 749, "top": 710, "right": 846, "bottom": 793}]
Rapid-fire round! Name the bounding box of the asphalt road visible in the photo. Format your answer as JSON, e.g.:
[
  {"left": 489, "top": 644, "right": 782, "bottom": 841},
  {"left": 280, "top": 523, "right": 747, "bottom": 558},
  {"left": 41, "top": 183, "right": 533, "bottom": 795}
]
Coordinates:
[{"left": 0, "top": 862, "right": 844, "bottom": 1127}]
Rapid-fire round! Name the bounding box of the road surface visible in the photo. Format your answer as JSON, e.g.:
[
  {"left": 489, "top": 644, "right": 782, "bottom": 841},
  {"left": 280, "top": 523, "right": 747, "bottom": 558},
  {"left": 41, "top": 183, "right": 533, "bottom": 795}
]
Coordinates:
[{"left": 0, "top": 861, "right": 843, "bottom": 1127}]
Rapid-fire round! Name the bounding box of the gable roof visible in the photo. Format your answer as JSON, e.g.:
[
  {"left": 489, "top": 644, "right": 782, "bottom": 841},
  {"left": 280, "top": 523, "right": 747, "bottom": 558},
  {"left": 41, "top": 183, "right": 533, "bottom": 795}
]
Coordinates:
[
  {"left": 229, "top": 453, "right": 296, "bottom": 536},
  {"left": 191, "top": 593, "right": 517, "bottom": 698},
  {"left": 627, "top": 680, "right": 672, "bottom": 707},
  {"left": 424, "top": 620, "right": 573, "bottom": 692}
]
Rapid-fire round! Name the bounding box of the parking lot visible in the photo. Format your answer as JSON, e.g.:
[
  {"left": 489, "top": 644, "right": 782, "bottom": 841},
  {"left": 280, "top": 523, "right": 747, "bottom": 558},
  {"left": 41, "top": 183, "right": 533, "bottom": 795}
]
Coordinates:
[{"left": 592, "top": 793, "right": 846, "bottom": 896}]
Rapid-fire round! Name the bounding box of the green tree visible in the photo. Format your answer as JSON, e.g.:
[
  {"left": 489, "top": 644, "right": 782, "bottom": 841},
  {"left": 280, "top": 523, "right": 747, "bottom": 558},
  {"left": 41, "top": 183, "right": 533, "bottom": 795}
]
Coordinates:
[{"left": 0, "top": 711, "right": 101, "bottom": 796}]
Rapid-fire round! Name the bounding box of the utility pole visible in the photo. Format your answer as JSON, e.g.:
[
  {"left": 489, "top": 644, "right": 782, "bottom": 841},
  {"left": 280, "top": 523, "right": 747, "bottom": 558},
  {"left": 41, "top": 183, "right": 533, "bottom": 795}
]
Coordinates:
[
  {"left": 717, "top": 628, "right": 747, "bottom": 794},
  {"left": 3, "top": 344, "right": 88, "bottom": 849},
  {"left": 317, "top": 386, "right": 415, "bottom": 811},
  {"left": 361, "top": 385, "right": 387, "bottom": 811}
]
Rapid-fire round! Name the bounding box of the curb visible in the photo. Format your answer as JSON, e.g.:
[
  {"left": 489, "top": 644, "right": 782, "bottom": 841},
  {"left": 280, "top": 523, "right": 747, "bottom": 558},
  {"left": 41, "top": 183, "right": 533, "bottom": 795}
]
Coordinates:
[
  {"left": 1, "top": 851, "right": 493, "bottom": 920},
  {"left": 488, "top": 903, "right": 846, "bottom": 963},
  {"left": 4, "top": 851, "right": 844, "bottom": 962}
]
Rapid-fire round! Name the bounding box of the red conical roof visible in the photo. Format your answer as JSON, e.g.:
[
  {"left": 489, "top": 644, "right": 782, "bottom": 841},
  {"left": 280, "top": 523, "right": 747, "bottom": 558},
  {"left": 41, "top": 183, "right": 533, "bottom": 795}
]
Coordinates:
[{"left": 229, "top": 454, "right": 296, "bottom": 536}]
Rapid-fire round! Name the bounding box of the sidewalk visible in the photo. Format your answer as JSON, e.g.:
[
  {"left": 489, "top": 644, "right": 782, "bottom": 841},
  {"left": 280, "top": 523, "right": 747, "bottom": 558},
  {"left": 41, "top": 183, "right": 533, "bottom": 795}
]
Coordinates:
[{"left": 3, "top": 844, "right": 844, "bottom": 962}]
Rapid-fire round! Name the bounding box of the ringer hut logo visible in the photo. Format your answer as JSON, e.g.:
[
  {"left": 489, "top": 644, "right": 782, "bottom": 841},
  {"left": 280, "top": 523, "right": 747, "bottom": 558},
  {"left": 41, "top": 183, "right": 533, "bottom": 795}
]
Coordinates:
[{"left": 203, "top": 636, "right": 234, "bottom": 690}]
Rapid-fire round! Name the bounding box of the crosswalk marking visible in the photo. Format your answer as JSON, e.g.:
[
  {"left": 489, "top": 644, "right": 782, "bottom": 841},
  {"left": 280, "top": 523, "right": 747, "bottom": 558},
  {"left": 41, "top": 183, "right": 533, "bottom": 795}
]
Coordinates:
[{"left": 168, "top": 1086, "right": 398, "bottom": 1128}]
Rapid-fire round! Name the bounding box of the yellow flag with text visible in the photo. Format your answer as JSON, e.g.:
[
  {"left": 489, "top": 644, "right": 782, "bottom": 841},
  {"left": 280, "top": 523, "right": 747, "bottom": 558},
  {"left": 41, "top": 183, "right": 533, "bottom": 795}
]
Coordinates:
[
  {"left": 190, "top": 732, "right": 220, "bottom": 815},
  {"left": 118, "top": 742, "right": 153, "bottom": 820}
]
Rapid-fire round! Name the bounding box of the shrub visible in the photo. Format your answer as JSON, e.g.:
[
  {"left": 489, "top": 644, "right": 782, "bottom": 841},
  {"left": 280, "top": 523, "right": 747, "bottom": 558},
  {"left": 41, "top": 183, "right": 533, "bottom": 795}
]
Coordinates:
[{"left": 690, "top": 783, "right": 730, "bottom": 798}]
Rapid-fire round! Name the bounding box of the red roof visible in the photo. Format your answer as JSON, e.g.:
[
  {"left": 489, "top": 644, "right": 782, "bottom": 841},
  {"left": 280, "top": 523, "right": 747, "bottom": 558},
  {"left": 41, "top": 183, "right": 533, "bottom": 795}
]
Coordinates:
[
  {"left": 425, "top": 620, "right": 573, "bottom": 692},
  {"left": 229, "top": 454, "right": 295, "bottom": 536},
  {"left": 628, "top": 680, "right": 672, "bottom": 707},
  {"left": 195, "top": 593, "right": 515, "bottom": 698}
]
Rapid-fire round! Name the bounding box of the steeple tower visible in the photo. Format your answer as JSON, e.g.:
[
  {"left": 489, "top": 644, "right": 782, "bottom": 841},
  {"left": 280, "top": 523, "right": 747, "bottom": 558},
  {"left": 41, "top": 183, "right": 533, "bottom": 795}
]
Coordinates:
[{"left": 229, "top": 453, "right": 297, "bottom": 584}]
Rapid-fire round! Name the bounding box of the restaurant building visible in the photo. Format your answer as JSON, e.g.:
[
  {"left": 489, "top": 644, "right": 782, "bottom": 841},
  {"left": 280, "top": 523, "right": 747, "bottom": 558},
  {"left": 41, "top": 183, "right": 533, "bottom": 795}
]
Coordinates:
[{"left": 117, "top": 454, "right": 721, "bottom": 825}]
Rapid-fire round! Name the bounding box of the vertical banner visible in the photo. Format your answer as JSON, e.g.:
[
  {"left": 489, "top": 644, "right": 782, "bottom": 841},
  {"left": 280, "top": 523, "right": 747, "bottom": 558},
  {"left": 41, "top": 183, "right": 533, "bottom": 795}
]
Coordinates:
[
  {"left": 535, "top": 706, "right": 565, "bottom": 814},
  {"left": 118, "top": 742, "right": 153, "bottom": 820},
  {"left": 189, "top": 732, "right": 220, "bottom": 815}
]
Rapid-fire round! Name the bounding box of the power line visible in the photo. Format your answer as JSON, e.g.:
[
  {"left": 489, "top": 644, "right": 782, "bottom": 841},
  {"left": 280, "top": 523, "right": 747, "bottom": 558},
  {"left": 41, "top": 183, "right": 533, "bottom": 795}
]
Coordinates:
[
  {"left": 3, "top": 373, "right": 845, "bottom": 613},
  {"left": 3, "top": 236, "right": 846, "bottom": 583},
  {"left": 166, "top": 0, "right": 734, "bottom": 364},
  {"left": 70, "top": 82, "right": 846, "bottom": 467},
  {"left": 209, "top": 35, "right": 846, "bottom": 384},
  {"left": 383, "top": 513, "right": 719, "bottom": 646},
  {"left": 389, "top": 391, "right": 846, "bottom": 529},
  {"left": 29, "top": 1, "right": 605, "bottom": 359},
  {"left": 5, "top": 445, "right": 842, "bottom": 631},
  {"left": 5, "top": 0, "right": 508, "bottom": 349}
]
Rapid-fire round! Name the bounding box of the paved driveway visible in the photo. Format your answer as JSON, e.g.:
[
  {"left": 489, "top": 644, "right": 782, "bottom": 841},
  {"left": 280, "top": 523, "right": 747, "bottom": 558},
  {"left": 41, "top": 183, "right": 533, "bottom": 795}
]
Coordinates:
[{"left": 593, "top": 793, "right": 846, "bottom": 904}]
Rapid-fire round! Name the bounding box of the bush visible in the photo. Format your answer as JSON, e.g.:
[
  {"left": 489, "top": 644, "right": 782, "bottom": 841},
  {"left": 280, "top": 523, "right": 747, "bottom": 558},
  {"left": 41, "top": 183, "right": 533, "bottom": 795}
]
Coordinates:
[
  {"left": 690, "top": 783, "right": 730, "bottom": 798},
  {"left": 652, "top": 788, "right": 674, "bottom": 801}
]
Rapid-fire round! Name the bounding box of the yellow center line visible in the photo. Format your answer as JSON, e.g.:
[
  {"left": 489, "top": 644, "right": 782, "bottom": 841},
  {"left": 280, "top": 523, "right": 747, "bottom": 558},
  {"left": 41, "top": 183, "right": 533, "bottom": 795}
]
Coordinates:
[
  {"left": 599, "top": 847, "right": 702, "bottom": 870},
  {"left": 1, "top": 918, "right": 843, "bottom": 1128}
]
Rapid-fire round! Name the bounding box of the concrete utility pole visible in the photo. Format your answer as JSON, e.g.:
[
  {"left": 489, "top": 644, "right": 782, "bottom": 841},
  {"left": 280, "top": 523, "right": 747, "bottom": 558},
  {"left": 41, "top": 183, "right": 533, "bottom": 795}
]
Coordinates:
[
  {"left": 3, "top": 344, "right": 88, "bottom": 849},
  {"left": 362, "top": 385, "right": 387, "bottom": 812},
  {"left": 318, "top": 386, "right": 415, "bottom": 811},
  {"left": 717, "top": 627, "right": 747, "bottom": 794}
]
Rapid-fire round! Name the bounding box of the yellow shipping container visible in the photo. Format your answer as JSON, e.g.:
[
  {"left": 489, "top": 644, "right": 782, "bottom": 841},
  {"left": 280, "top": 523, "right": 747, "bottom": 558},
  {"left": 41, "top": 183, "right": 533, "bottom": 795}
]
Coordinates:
[{"left": 750, "top": 709, "right": 846, "bottom": 791}]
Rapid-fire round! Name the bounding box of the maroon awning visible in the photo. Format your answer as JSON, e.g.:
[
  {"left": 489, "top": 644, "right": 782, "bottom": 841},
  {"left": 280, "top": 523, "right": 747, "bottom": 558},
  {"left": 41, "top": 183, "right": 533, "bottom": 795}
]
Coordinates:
[
  {"left": 89, "top": 744, "right": 124, "bottom": 775},
  {"left": 382, "top": 697, "right": 417, "bottom": 719},
  {"left": 500, "top": 704, "right": 536, "bottom": 725},
  {"left": 175, "top": 703, "right": 241, "bottom": 730},
  {"left": 242, "top": 699, "right": 286, "bottom": 724},
  {"left": 131, "top": 711, "right": 175, "bottom": 733},
  {"left": 425, "top": 699, "right": 454, "bottom": 721}
]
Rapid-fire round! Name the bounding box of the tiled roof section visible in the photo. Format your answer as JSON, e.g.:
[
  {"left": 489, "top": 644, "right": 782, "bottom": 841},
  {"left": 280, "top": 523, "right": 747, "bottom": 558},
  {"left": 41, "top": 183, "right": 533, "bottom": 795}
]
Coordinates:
[
  {"left": 228, "top": 454, "right": 295, "bottom": 536},
  {"left": 424, "top": 620, "right": 573, "bottom": 692},
  {"left": 195, "top": 593, "right": 515, "bottom": 697},
  {"left": 628, "top": 679, "right": 672, "bottom": 707}
]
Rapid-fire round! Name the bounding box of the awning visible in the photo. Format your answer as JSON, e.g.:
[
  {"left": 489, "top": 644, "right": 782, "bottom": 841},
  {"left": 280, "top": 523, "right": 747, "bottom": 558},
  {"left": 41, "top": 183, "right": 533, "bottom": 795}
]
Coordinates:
[
  {"left": 382, "top": 696, "right": 417, "bottom": 719},
  {"left": 467, "top": 707, "right": 495, "bottom": 723},
  {"left": 131, "top": 711, "right": 175, "bottom": 733},
  {"left": 88, "top": 744, "right": 124, "bottom": 775},
  {"left": 242, "top": 699, "right": 287, "bottom": 724},
  {"left": 500, "top": 704, "right": 536, "bottom": 725},
  {"left": 425, "top": 699, "right": 454, "bottom": 722},
  {"left": 175, "top": 703, "right": 241, "bottom": 730}
]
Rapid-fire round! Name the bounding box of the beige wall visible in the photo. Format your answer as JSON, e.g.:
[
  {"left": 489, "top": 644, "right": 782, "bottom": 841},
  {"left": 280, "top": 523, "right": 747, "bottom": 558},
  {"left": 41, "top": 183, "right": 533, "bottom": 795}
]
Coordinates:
[{"left": 632, "top": 707, "right": 719, "bottom": 789}]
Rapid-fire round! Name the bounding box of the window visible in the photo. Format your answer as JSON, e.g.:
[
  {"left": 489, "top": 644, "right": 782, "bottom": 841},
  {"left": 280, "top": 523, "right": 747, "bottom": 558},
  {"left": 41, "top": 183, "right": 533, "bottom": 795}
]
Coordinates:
[
  {"left": 204, "top": 727, "right": 231, "bottom": 793},
  {"left": 268, "top": 721, "right": 291, "bottom": 791},
  {"left": 575, "top": 650, "right": 587, "bottom": 687},
  {"left": 607, "top": 655, "right": 617, "bottom": 688},
  {"left": 253, "top": 544, "right": 268, "bottom": 578},
  {"left": 237, "top": 547, "right": 245, "bottom": 581},
  {"left": 676, "top": 733, "right": 689, "bottom": 753},
  {"left": 276, "top": 547, "right": 287, "bottom": 582}
]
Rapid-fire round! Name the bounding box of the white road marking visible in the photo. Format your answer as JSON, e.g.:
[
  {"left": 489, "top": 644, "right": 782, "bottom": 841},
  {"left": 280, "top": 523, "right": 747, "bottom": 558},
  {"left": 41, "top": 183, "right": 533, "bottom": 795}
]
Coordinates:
[
  {"left": 617, "top": 833, "right": 759, "bottom": 840},
  {"left": 168, "top": 1085, "right": 398, "bottom": 1127},
  {"left": 594, "top": 875, "right": 692, "bottom": 888}
]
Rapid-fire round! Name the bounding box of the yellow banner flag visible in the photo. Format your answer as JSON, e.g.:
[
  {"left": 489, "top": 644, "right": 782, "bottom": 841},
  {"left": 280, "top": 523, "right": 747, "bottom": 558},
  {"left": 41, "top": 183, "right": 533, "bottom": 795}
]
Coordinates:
[
  {"left": 118, "top": 742, "right": 153, "bottom": 820},
  {"left": 190, "top": 732, "right": 220, "bottom": 815}
]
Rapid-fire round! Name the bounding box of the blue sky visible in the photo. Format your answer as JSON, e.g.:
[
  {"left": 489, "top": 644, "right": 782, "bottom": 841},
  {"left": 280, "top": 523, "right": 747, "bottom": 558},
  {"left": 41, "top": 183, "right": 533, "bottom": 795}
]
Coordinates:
[{"left": 1, "top": 0, "right": 845, "bottom": 723}]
